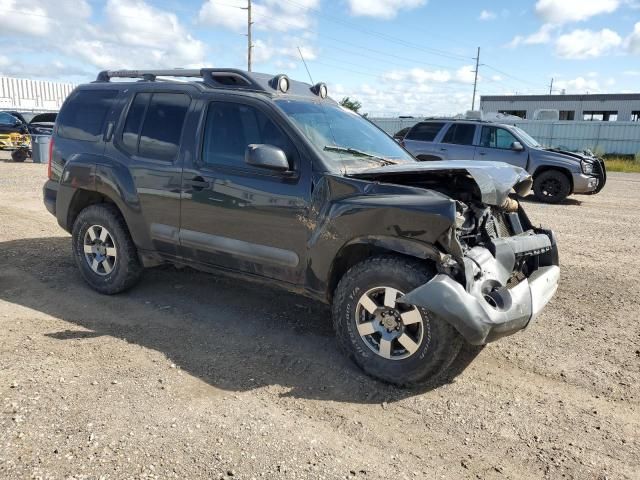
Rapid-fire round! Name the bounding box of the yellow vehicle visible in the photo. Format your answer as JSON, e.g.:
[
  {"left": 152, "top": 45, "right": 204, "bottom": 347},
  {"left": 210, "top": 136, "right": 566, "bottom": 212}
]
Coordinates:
[{"left": 0, "top": 112, "right": 31, "bottom": 150}]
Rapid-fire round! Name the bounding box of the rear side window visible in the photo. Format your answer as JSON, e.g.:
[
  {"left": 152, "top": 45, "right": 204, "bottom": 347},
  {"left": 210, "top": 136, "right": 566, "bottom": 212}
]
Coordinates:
[
  {"left": 121, "top": 93, "right": 150, "bottom": 154},
  {"left": 405, "top": 122, "right": 445, "bottom": 142},
  {"left": 57, "top": 90, "right": 118, "bottom": 142},
  {"left": 202, "top": 102, "right": 295, "bottom": 169},
  {"left": 442, "top": 124, "right": 476, "bottom": 146},
  {"left": 120, "top": 92, "right": 190, "bottom": 161}
]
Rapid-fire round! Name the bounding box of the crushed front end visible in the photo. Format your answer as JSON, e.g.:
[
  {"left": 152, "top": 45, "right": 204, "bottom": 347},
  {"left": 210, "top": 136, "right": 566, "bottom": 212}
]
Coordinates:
[{"left": 403, "top": 199, "right": 560, "bottom": 345}]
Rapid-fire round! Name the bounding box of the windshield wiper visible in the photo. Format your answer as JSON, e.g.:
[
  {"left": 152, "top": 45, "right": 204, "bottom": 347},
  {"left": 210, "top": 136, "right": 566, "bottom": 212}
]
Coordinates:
[{"left": 323, "top": 145, "right": 398, "bottom": 166}]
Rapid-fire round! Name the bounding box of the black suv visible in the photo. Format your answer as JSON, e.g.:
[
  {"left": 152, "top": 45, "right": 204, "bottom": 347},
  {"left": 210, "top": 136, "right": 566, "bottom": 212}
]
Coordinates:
[{"left": 43, "top": 69, "right": 560, "bottom": 386}]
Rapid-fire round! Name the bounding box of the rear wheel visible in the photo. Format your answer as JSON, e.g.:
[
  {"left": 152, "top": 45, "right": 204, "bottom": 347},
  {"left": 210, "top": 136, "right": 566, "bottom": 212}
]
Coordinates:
[
  {"left": 11, "top": 148, "right": 28, "bottom": 162},
  {"left": 71, "top": 204, "right": 143, "bottom": 294},
  {"left": 332, "top": 256, "right": 463, "bottom": 387},
  {"left": 533, "top": 170, "right": 571, "bottom": 204}
]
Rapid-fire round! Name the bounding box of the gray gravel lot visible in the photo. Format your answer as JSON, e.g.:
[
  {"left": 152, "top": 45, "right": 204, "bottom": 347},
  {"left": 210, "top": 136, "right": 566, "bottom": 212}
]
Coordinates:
[{"left": 1, "top": 158, "right": 639, "bottom": 479}]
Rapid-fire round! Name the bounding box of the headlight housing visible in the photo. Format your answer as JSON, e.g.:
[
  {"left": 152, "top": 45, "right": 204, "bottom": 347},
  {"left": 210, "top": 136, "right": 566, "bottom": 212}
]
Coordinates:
[{"left": 581, "top": 160, "right": 594, "bottom": 175}]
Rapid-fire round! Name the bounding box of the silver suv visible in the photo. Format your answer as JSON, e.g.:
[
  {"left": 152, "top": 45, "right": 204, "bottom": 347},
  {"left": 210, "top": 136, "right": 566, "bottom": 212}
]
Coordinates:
[{"left": 400, "top": 119, "right": 606, "bottom": 204}]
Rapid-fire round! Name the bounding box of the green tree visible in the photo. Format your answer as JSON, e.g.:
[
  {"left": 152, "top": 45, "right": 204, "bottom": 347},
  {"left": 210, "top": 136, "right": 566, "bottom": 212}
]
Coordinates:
[{"left": 340, "top": 96, "right": 362, "bottom": 113}]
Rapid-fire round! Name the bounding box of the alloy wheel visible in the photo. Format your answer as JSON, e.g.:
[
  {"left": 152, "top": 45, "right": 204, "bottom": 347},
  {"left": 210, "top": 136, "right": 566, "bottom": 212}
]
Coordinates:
[
  {"left": 355, "top": 286, "right": 425, "bottom": 360},
  {"left": 83, "top": 225, "right": 118, "bottom": 276}
]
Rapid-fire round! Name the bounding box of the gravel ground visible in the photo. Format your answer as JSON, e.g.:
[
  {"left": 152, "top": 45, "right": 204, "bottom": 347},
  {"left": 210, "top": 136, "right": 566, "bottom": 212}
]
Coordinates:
[{"left": 1, "top": 157, "right": 639, "bottom": 479}]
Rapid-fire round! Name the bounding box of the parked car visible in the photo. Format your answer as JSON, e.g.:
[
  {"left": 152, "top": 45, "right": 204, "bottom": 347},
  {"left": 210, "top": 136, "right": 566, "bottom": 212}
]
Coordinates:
[
  {"left": 0, "top": 111, "right": 30, "bottom": 151},
  {"left": 393, "top": 126, "right": 411, "bottom": 141},
  {"left": 4, "top": 111, "right": 57, "bottom": 136},
  {"left": 43, "top": 69, "right": 560, "bottom": 386},
  {"left": 401, "top": 119, "right": 606, "bottom": 203}
]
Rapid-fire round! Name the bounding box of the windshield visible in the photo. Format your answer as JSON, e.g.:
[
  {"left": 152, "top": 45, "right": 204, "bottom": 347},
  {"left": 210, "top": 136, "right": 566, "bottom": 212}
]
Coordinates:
[
  {"left": 275, "top": 99, "right": 415, "bottom": 170},
  {"left": 513, "top": 127, "right": 542, "bottom": 148}
]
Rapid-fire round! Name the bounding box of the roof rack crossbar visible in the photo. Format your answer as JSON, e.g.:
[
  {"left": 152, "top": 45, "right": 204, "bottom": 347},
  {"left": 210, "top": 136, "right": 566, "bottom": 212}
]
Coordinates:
[{"left": 96, "top": 69, "right": 203, "bottom": 82}]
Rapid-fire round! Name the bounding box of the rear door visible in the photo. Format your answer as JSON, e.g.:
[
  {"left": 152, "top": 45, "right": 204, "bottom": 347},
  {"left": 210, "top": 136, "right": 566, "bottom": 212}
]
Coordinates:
[
  {"left": 402, "top": 122, "right": 446, "bottom": 160},
  {"left": 105, "top": 88, "right": 193, "bottom": 257},
  {"left": 437, "top": 123, "right": 477, "bottom": 160},
  {"left": 474, "top": 125, "right": 528, "bottom": 168}
]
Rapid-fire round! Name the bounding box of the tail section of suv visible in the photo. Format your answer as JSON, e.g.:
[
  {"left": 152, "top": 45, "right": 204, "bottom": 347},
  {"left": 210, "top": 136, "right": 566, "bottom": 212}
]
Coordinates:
[
  {"left": 402, "top": 119, "right": 606, "bottom": 204},
  {"left": 43, "top": 69, "right": 560, "bottom": 387}
]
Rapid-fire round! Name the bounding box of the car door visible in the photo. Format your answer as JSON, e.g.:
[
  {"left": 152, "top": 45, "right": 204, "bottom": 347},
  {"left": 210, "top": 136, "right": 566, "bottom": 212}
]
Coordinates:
[
  {"left": 474, "top": 125, "right": 528, "bottom": 168},
  {"left": 179, "top": 96, "right": 310, "bottom": 285},
  {"left": 105, "top": 88, "right": 192, "bottom": 257},
  {"left": 437, "top": 123, "right": 477, "bottom": 160},
  {"left": 402, "top": 122, "right": 446, "bottom": 160}
]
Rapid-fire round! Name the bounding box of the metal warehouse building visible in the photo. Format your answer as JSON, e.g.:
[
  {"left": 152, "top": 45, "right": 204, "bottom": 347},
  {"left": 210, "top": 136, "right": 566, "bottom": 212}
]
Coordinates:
[
  {"left": 0, "top": 76, "right": 76, "bottom": 112},
  {"left": 480, "top": 93, "right": 640, "bottom": 122}
]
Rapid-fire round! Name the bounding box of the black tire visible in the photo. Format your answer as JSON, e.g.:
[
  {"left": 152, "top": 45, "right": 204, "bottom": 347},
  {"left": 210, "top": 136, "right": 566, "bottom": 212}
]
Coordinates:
[
  {"left": 533, "top": 170, "right": 571, "bottom": 204},
  {"left": 11, "top": 148, "right": 28, "bottom": 162},
  {"left": 71, "top": 204, "right": 143, "bottom": 294},
  {"left": 332, "top": 255, "right": 463, "bottom": 387}
]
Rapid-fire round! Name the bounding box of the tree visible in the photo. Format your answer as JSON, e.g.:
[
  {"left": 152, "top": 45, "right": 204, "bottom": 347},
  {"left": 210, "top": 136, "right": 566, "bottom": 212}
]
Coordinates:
[{"left": 340, "top": 97, "right": 362, "bottom": 113}]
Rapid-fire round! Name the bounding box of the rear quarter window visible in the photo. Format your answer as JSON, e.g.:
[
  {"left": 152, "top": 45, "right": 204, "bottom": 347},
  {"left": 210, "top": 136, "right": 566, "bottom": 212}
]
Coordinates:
[
  {"left": 405, "top": 122, "right": 445, "bottom": 142},
  {"left": 57, "top": 90, "right": 118, "bottom": 142}
]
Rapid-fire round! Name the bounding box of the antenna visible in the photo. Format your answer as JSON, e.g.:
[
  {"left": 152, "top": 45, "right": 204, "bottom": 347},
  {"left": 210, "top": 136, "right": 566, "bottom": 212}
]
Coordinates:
[{"left": 297, "top": 46, "right": 314, "bottom": 84}]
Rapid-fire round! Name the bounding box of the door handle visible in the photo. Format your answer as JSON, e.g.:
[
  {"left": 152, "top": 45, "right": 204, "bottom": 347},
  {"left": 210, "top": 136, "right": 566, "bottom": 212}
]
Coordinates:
[
  {"left": 478, "top": 151, "right": 487, "bottom": 156},
  {"left": 440, "top": 148, "right": 447, "bottom": 151},
  {"left": 186, "top": 176, "right": 210, "bottom": 191}
]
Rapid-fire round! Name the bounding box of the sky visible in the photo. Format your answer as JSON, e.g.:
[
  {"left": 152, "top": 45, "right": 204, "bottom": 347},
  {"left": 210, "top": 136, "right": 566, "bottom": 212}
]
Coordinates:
[{"left": 0, "top": 0, "right": 638, "bottom": 116}]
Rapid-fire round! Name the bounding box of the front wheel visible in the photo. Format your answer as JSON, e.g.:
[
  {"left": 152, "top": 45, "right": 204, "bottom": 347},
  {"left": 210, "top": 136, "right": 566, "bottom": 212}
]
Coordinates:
[
  {"left": 332, "top": 256, "right": 463, "bottom": 387},
  {"left": 71, "top": 204, "right": 143, "bottom": 294},
  {"left": 533, "top": 170, "right": 571, "bottom": 204}
]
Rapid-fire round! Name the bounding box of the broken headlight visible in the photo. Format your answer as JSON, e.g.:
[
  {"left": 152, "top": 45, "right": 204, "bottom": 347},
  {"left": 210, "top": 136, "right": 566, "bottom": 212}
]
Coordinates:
[{"left": 581, "top": 160, "right": 594, "bottom": 175}]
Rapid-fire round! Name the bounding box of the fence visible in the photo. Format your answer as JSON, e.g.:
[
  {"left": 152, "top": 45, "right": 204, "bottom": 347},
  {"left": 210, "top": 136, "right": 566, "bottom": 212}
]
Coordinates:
[{"left": 370, "top": 118, "right": 640, "bottom": 155}]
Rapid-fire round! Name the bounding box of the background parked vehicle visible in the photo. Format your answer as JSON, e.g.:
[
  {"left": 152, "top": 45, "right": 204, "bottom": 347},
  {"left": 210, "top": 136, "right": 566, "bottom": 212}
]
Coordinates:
[
  {"left": 401, "top": 119, "right": 607, "bottom": 203},
  {"left": 0, "top": 112, "right": 30, "bottom": 153}
]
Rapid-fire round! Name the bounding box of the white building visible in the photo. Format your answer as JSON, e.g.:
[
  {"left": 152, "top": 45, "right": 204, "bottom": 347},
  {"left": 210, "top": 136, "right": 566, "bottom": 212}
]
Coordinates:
[
  {"left": 0, "top": 76, "right": 77, "bottom": 112},
  {"left": 480, "top": 93, "right": 640, "bottom": 122}
]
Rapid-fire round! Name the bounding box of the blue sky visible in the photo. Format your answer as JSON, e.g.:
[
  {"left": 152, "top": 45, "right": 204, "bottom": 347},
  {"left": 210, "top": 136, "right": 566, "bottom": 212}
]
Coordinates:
[{"left": 0, "top": 0, "right": 638, "bottom": 115}]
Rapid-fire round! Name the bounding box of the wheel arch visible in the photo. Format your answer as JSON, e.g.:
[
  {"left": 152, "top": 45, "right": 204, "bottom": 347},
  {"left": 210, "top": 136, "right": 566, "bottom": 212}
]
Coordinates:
[
  {"left": 532, "top": 165, "right": 574, "bottom": 193},
  {"left": 326, "top": 236, "right": 442, "bottom": 303}
]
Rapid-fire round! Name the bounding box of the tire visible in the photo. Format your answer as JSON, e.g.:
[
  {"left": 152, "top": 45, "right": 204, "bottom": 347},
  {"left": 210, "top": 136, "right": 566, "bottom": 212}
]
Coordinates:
[
  {"left": 71, "top": 203, "right": 143, "bottom": 294},
  {"left": 533, "top": 170, "right": 571, "bottom": 204},
  {"left": 11, "top": 148, "right": 28, "bottom": 162},
  {"left": 332, "top": 255, "right": 463, "bottom": 387}
]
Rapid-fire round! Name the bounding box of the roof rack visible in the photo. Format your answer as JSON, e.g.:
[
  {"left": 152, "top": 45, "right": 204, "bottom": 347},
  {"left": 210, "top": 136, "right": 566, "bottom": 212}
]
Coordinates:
[{"left": 95, "top": 68, "right": 268, "bottom": 92}]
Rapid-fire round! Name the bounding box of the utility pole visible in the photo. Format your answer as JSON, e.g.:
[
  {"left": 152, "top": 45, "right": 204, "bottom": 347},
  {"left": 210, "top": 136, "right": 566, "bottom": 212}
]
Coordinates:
[
  {"left": 244, "top": 0, "right": 253, "bottom": 71},
  {"left": 471, "top": 47, "right": 480, "bottom": 111},
  {"left": 549, "top": 77, "right": 554, "bottom": 95}
]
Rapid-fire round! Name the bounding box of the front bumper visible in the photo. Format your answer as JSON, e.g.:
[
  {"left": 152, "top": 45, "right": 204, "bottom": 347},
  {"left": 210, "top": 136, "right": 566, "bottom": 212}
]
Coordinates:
[
  {"left": 573, "top": 158, "right": 607, "bottom": 195},
  {"left": 401, "top": 231, "right": 560, "bottom": 345}
]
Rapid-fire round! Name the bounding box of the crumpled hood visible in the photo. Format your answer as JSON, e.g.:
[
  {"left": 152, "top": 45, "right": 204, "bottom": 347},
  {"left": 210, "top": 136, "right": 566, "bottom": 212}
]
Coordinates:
[{"left": 346, "top": 160, "right": 533, "bottom": 206}]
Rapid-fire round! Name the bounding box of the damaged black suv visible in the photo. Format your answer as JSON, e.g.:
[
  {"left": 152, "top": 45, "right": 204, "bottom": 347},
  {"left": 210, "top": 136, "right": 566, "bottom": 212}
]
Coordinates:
[{"left": 43, "top": 69, "right": 560, "bottom": 386}]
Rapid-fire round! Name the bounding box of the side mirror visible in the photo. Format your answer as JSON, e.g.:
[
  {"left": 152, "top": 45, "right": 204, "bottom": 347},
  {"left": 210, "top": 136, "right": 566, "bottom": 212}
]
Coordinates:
[
  {"left": 512, "top": 141, "right": 525, "bottom": 152},
  {"left": 245, "top": 144, "right": 290, "bottom": 172}
]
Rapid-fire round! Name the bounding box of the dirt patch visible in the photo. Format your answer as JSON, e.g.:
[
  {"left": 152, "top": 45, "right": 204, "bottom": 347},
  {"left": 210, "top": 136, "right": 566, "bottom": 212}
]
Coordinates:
[{"left": 1, "top": 162, "right": 638, "bottom": 479}]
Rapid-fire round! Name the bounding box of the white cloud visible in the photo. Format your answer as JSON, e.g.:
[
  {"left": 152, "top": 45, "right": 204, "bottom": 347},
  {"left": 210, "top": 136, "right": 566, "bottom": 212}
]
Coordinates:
[
  {"left": 554, "top": 76, "right": 601, "bottom": 92},
  {"left": 253, "top": 39, "right": 318, "bottom": 65},
  {"left": 555, "top": 28, "right": 622, "bottom": 58},
  {"left": 0, "top": 0, "right": 207, "bottom": 72},
  {"left": 507, "top": 23, "right": 558, "bottom": 48},
  {"left": 199, "top": 0, "right": 320, "bottom": 32},
  {"left": 478, "top": 10, "right": 496, "bottom": 21},
  {"left": 347, "top": 0, "right": 426, "bottom": 19},
  {"left": 626, "top": 22, "right": 640, "bottom": 54},
  {"left": 535, "top": 0, "right": 620, "bottom": 24},
  {"left": 0, "top": 0, "right": 90, "bottom": 37},
  {"left": 383, "top": 68, "right": 451, "bottom": 83},
  {"left": 454, "top": 65, "right": 477, "bottom": 84}
]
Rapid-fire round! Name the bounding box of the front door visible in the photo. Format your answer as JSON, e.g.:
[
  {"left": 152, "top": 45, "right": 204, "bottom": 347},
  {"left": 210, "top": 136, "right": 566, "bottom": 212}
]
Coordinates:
[
  {"left": 474, "top": 125, "right": 528, "bottom": 169},
  {"left": 179, "top": 98, "right": 310, "bottom": 285}
]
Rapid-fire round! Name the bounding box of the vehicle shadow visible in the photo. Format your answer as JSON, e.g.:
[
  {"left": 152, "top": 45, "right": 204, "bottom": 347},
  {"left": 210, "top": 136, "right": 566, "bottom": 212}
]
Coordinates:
[
  {"left": 520, "top": 195, "right": 583, "bottom": 206},
  {"left": 0, "top": 236, "right": 482, "bottom": 405}
]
